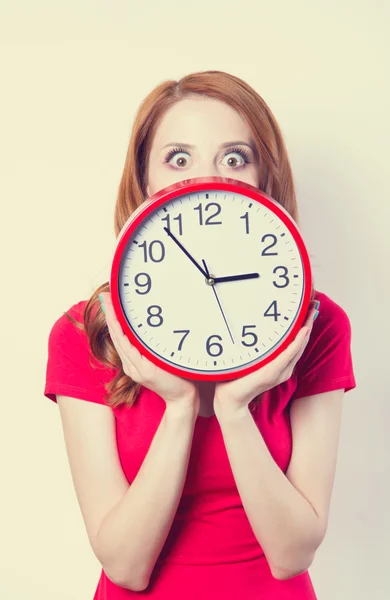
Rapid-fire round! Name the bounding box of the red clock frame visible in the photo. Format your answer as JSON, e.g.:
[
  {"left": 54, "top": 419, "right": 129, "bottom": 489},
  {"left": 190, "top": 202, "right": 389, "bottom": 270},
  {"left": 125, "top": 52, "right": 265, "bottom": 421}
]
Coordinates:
[{"left": 110, "top": 176, "right": 312, "bottom": 381}]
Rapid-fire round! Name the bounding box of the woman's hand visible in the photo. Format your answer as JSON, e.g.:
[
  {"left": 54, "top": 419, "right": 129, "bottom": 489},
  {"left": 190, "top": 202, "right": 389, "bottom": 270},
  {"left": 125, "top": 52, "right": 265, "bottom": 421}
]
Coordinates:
[
  {"left": 213, "top": 302, "right": 319, "bottom": 418},
  {"left": 99, "top": 292, "right": 199, "bottom": 412}
]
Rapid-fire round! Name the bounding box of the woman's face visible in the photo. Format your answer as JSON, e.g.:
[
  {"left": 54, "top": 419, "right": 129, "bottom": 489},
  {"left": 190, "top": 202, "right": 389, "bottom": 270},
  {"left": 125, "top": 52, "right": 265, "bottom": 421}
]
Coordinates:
[{"left": 145, "top": 96, "right": 261, "bottom": 198}]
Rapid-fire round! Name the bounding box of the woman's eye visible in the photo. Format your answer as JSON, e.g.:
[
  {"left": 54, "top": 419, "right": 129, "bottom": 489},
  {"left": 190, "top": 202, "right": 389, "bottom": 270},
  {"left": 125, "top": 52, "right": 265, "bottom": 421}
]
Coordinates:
[
  {"left": 221, "top": 150, "right": 249, "bottom": 168},
  {"left": 164, "top": 149, "right": 191, "bottom": 168}
]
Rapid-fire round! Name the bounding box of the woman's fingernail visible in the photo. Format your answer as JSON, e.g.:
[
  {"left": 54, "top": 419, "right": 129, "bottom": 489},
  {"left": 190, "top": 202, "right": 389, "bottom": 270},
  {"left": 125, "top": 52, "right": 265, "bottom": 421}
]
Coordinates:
[
  {"left": 313, "top": 310, "right": 319, "bottom": 321},
  {"left": 315, "top": 300, "right": 320, "bottom": 310},
  {"left": 98, "top": 294, "right": 106, "bottom": 314}
]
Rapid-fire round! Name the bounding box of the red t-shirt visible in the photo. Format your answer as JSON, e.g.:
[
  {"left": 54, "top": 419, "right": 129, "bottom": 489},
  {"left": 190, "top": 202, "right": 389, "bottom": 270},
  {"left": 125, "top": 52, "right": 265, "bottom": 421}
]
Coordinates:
[{"left": 44, "top": 289, "right": 356, "bottom": 599}]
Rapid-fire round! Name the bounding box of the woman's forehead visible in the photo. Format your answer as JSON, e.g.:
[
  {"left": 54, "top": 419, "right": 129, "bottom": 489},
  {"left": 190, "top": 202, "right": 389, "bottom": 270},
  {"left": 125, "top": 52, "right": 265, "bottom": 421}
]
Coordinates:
[{"left": 151, "top": 98, "right": 253, "bottom": 151}]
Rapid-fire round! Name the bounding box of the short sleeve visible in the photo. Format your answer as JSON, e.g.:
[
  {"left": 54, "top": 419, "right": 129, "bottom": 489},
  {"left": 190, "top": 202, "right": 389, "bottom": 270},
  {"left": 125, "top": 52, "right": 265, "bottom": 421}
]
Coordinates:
[
  {"left": 44, "top": 301, "right": 114, "bottom": 405},
  {"left": 293, "top": 292, "right": 356, "bottom": 399}
]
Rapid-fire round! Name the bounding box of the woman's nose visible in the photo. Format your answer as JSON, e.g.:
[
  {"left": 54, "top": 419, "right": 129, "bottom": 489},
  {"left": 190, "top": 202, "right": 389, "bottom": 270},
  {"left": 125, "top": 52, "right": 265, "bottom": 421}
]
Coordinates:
[{"left": 195, "top": 164, "right": 221, "bottom": 178}]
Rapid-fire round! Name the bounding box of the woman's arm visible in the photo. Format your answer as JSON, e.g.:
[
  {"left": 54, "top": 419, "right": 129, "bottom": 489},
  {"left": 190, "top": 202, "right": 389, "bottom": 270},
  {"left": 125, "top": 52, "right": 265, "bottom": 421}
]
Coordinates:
[
  {"left": 97, "top": 404, "right": 197, "bottom": 590},
  {"left": 57, "top": 395, "right": 198, "bottom": 592},
  {"left": 215, "top": 388, "right": 344, "bottom": 580}
]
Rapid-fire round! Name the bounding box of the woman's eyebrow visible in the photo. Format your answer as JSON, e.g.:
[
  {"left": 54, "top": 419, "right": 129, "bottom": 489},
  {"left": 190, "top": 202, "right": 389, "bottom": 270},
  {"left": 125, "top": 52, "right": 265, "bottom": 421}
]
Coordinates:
[{"left": 161, "top": 140, "right": 256, "bottom": 151}]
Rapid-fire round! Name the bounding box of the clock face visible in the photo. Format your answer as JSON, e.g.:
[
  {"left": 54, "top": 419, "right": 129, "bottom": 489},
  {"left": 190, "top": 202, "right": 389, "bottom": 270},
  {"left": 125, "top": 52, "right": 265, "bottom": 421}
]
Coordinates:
[{"left": 111, "top": 177, "right": 312, "bottom": 381}]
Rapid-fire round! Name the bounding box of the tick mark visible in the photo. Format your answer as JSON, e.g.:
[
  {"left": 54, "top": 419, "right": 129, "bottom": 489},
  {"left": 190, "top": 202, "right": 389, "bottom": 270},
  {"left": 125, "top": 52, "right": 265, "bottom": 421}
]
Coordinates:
[
  {"left": 124, "top": 283, "right": 129, "bottom": 286},
  {"left": 248, "top": 203, "right": 253, "bottom": 208},
  {"left": 213, "top": 361, "right": 217, "bottom": 366},
  {"left": 205, "top": 193, "right": 209, "bottom": 199},
  {"left": 284, "top": 316, "right": 289, "bottom": 320},
  {"left": 137, "top": 323, "right": 143, "bottom": 328},
  {"left": 170, "top": 352, "right": 175, "bottom": 357},
  {"left": 133, "top": 240, "right": 138, "bottom": 244},
  {"left": 255, "top": 348, "right": 259, "bottom": 353},
  {"left": 163, "top": 207, "right": 168, "bottom": 212},
  {"left": 293, "top": 274, "right": 299, "bottom": 278},
  {"left": 281, "top": 233, "right": 286, "bottom": 237}
]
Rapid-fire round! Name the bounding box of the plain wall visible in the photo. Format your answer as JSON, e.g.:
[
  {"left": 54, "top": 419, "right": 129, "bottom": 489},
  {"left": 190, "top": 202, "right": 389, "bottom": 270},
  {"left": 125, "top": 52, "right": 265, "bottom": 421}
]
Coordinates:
[{"left": 1, "top": 1, "right": 388, "bottom": 598}]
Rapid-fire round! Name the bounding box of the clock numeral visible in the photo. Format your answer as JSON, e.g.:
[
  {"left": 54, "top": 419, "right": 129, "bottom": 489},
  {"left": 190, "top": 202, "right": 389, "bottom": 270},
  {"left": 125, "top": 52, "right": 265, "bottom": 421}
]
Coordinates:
[
  {"left": 134, "top": 272, "right": 151, "bottom": 295},
  {"left": 194, "top": 202, "right": 222, "bottom": 226},
  {"left": 206, "top": 334, "right": 223, "bottom": 357},
  {"left": 241, "top": 325, "right": 258, "bottom": 347},
  {"left": 173, "top": 329, "right": 190, "bottom": 350},
  {"left": 240, "top": 211, "right": 250, "bottom": 234},
  {"left": 273, "top": 266, "right": 290, "bottom": 288},
  {"left": 261, "top": 234, "right": 278, "bottom": 256},
  {"left": 161, "top": 213, "right": 183, "bottom": 236},
  {"left": 146, "top": 305, "right": 163, "bottom": 327},
  {"left": 264, "top": 300, "right": 281, "bottom": 322},
  {"left": 139, "top": 240, "right": 165, "bottom": 263}
]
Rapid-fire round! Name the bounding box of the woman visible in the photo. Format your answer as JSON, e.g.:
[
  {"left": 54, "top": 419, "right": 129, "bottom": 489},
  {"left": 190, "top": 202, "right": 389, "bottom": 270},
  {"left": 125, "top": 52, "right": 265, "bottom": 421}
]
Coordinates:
[{"left": 44, "top": 70, "right": 356, "bottom": 599}]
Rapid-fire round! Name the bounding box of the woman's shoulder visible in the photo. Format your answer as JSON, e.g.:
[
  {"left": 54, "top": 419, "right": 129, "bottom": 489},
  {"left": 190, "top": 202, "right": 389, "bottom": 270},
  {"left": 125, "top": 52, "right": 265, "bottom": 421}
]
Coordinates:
[
  {"left": 312, "top": 289, "right": 352, "bottom": 331},
  {"left": 56, "top": 298, "right": 89, "bottom": 321},
  {"left": 44, "top": 298, "right": 117, "bottom": 405},
  {"left": 47, "top": 299, "right": 98, "bottom": 363},
  {"left": 291, "top": 287, "right": 356, "bottom": 398},
  {"left": 48, "top": 299, "right": 90, "bottom": 336}
]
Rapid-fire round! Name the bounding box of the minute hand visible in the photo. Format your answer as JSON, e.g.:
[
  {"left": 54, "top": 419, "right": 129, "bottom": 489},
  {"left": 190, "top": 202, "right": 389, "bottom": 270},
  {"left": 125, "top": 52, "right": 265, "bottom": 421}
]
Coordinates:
[
  {"left": 213, "top": 273, "right": 260, "bottom": 283},
  {"left": 163, "top": 227, "right": 208, "bottom": 278}
]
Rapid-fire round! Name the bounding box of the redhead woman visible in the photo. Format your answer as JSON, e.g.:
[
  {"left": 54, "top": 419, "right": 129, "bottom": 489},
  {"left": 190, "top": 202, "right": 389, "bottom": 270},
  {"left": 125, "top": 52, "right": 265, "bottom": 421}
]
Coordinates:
[{"left": 44, "top": 70, "right": 356, "bottom": 599}]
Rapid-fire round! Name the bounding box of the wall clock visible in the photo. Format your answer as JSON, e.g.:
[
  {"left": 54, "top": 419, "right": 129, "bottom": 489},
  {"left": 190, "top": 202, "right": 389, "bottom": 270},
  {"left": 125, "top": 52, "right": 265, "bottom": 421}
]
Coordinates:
[{"left": 110, "top": 176, "right": 312, "bottom": 381}]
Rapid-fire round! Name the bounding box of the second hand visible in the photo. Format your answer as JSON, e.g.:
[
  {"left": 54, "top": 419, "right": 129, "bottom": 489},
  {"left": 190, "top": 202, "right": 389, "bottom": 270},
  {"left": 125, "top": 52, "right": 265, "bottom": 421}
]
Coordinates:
[{"left": 202, "top": 259, "right": 235, "bottom": 345}]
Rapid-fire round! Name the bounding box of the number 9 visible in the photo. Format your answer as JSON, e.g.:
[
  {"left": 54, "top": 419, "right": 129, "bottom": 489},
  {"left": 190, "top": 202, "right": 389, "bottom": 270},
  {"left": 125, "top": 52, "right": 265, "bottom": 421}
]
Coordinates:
[{"left": 134, "top": 272, "right": 152, "bottom": 295}]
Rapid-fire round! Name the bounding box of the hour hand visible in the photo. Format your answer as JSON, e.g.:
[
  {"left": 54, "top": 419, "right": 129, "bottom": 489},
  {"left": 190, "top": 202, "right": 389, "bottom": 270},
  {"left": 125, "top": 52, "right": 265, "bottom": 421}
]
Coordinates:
[
  {"left": 163, "top": 227, "right": 208, "bottom": 278},
  {"left": 213, "top": 272, "right": 260, "bottom": 283}
]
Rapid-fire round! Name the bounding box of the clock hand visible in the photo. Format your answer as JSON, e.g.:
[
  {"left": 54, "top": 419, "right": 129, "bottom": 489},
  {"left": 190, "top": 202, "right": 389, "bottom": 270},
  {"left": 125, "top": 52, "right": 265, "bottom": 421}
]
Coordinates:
[
  {"left": 202, "top": 259, "right": 235, "bottom": 345},
  {"left": 163, "top": 227, "right": 208, "bottom": 278},
  {"left": 213, "top": 272, "right": 260, "bottom": 284}
]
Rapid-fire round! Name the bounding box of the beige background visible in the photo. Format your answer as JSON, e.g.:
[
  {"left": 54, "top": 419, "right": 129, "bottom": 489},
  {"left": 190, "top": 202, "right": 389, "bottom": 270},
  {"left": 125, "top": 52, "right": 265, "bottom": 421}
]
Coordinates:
[{"left": 1, "top": 1, "right": 388, "bottom": 598}]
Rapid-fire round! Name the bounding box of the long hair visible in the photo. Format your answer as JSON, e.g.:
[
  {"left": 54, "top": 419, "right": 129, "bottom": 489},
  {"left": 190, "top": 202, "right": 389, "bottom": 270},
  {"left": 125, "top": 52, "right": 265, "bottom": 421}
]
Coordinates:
[{"left": 65, "top": 70, "right": 315, "bottom": 408}]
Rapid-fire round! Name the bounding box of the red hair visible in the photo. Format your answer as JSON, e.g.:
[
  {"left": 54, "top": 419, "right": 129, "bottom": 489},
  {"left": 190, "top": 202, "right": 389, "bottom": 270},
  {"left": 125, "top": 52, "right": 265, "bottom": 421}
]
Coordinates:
[{"left": 65, "top": 69, "right": 315, "bottom": 408}]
